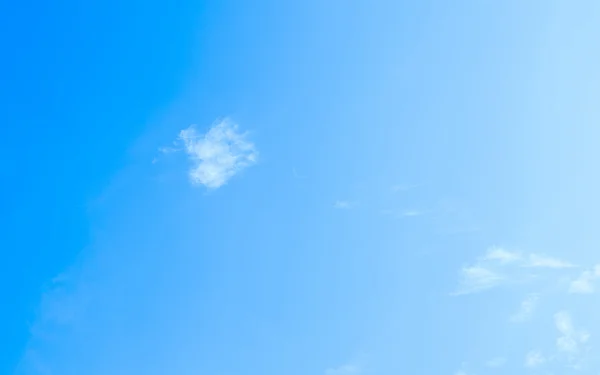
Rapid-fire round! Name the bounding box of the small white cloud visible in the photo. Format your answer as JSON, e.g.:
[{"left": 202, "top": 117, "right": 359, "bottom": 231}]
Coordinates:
[
  {"left": 526, "top": 254, "right": 575, "bottom": 269},
  {"left": 485, "top": 357, "right": 506, "bottom": 368},
  {"left": 325, "top": 364, "right": 360, "bottom": 375},
  {"left": 569, "top": 265, "right": 600, "bottom": 294},
  {"left": 334, "top": 200, "right": 354, "bottom": 209},
  {"left": 484, "top": 247, "right": 522, "bottom": 264},
  {"left": 178, "top": 119, "right": 257, "bottom": 189},
  {"left": 510, "top": 294, "right": 539, "bottom": 323},
  {"left": 453, "top": 266, "right": 504, "bottom": 295},
  {"left": 525, "top": 350, "right": 546, "bottom": 368}
]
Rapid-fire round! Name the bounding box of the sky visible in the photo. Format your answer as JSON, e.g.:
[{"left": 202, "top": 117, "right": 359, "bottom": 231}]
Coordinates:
[{"left": 1, "top": 0, "right": 600, "bottom": 374}]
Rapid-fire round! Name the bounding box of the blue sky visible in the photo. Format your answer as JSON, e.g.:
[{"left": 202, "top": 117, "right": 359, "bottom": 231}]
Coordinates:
[{"left": 1, "top": 0, "right": 600, "bottom": 374}]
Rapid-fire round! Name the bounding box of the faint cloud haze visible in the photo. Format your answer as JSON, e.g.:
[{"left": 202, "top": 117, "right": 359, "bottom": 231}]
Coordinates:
[
  {"left": 554, "top": 311, "right": 590, "bottom": 356},
  {"left": 333, "top": 200, "right": 355, "bottom": 209},
  {"left": 485, "top": 357, "right": 506, "bottom": 368},
  {"left": 525, "top": 350, "right": 546, "bottom": 368},
  {"left": 510, "top": 294, "right": 539, "bottom": 323},
  {"left": 325, "top": 364, "right": 361, "bottom": 375}
]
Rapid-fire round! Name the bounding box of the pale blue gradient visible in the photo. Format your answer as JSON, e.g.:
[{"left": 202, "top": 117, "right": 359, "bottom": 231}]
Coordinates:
[{"left": 2, "top": 1, "right": 600, "bottom": 374}]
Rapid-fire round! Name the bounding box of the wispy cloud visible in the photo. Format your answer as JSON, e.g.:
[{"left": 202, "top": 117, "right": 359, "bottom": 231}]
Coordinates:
[
  {"left": 526, "top": 254, "right": 575, "bottom": 269},
  {"left": 484, "top": 247, "right": 522, "bottom": 264},
  {"left": 510, "top": 294, "right": 539, "bottom": 323},
  {"left": 525, "top": 350, "right": 546, "bottom": 368},
  {"left": 177, "top": 119, "right": 257, "bottom": 189},
  {"left": 569, "top": 265, "right": 600, "bottom": 294},
  {"left": 158, "top": 145, "right": 180, "bottom": 154},
  {"left": 451, "top": 247, "right": 517, "bottom": 295},
  {"left": 325, "top": 364, "right": 361, "bottom": 375},
  {"left": 17, "top": 268, "right": 90, "bottom": 374},
  {"left": 452, "top": 266, "right": 504, "bottom": 295},
  {"left": 479, "top": 249, "right": 573, "bottom": 269},
  {"left": 32, "top": 269, "right": 87, "bottom": 329},
  {"left": 485, "top": 357, "right": 506, "bottom": 368},
  {"left": 554, "top": 311, "right": 590, "bottom": 356},
  {"left": 453, "top": 247, "right": 578, "bottom": 296}
]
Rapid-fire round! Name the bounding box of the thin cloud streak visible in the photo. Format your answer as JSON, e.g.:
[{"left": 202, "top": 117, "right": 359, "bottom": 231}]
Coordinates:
[
  {"left": 453, "top": 247, "right": 579, "bottom": 296},
  {"left": 401, "top": 209, "right": 425, "bottom": 217},
  {"left": 526, "top": 254, "right": 575, "bottom": 269}
]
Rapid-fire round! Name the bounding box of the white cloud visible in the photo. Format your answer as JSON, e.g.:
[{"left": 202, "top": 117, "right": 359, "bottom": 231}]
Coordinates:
[
  {"left": 525, "top": 350, "right": 546, "bottom": 368},
  {"left": 452, "top": 266, "right": 504, "bottom": 295},
  {"left": 178, "top": 119, "right": 257, "bottom": 189},
  {"left": 325, "top": 364, "right": 361, "bottom": 375},
  {"left": 554, "top": 311, "right": 590, "bottom": 355},
  {"left": 484, "top": 247, "right": 522, "bottom": 264},
  {"left": 485, "top": 357, "right": 506, "bottom": 368},
  {"left": 526, "top": 254, "right": 575, "bottom": 269},
  {"left": 510, "top": 294, "right": 539, "bottom": 323},
  {"left": 569, "top": 265, "right": 600, "bottom": 294}
]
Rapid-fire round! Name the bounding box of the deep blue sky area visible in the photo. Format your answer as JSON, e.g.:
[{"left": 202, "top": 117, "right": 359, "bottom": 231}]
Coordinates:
[
  {"left": 1, "top": 1, "right": 600, "bottom": 374},
  {"left": 0, "top": 0, "right": 200, "bottom": 370}
]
